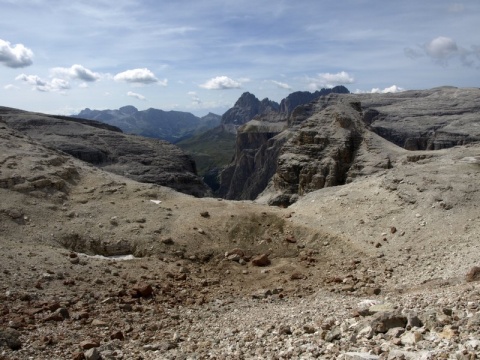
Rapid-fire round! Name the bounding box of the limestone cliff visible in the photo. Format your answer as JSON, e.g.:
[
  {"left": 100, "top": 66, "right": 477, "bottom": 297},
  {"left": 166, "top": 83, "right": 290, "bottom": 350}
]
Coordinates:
[{"left": 219, "top": 87, "right": 480, "bottom": 205}]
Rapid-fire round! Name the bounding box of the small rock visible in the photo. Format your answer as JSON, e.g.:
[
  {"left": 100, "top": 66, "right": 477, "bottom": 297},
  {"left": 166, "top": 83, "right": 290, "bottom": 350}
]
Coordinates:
[
  {"left": 290, "top": 272, "right": 305, "bottom": 280},
  {"left": 303, "top": 325, "right": 316, "bottom": 334},
  {"left": 132, "top": 282, "right": 153, "bottom": 297},
  {"left": 251, "top": 254, "right": 271, "bottom": 267},
  {"left": 325, "top": 327, "right": 342, "bottom": 342},
  {"left": 466, "top": 266, "right": 480, "bottom": 282},
  {"left": 0, "top": 328, "right": 22, "bottom": 350},
  {"left": 400, "top": 330, "right": 422, "bottom": 345},
  {"left": 370, "top": 312, "right": 407, "bottom": 333},
  {"left": 343, "top": 352, "right": 380, "bottom": 360},
  {"left": 200, "top": 211, "right": 210, "bottom": 218},
  {"left": 91, "top": 319, "right": 108, "bottom": 327},
  {"left": 80, "top": 340, "right": 100, "bottom": 350},
  {"left": 278, "top": 325, "right": 292, "bottom": 335},
  {"left": 252, "top": 289, "right": 272, "bottom": 299},
  {"left": 162, "top": 237, "right": 174, "bottom": 245},
  {"left": 84, "top": 347, "right": 101, "bottom": 360},
  {"left": 285, "top": 236, "right": 296, "bottom": 243},
  {"left": 110, "top": 331, "right": 124, "bottom": 341}
]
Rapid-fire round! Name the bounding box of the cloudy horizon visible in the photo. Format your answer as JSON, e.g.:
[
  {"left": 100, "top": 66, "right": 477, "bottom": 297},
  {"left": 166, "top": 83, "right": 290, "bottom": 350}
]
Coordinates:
[{"left": 1, "top": 0, "right": 479, "bottom": 116}]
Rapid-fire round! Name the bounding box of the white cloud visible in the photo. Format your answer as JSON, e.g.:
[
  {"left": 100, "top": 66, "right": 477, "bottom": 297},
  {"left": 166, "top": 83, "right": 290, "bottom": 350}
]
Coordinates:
[
  {"left": 308, "top": 71, "right": 355, "bottom": 90},
  {"left": 4, "top": 84, "right": 18, "bottom": 90},
  {"left": 51, "top": 64, "right": 101, "bottom": 82},
  {"left": 199, "top": 76, "right": 242, "bottom": 90},
  {"left": 271, "top": 80, "right": 291, "bottom": 90},
  {"left": 114, "top": 68, "right": 160, "bottom": 84},
  {"left": 425, "top": 36, "right": 458, "bottom": 61},
  {"left": 406, "top": 36, "right": 480, "bottom": 67},
  {"left": 16, "top": 73, "right": 70, "bottom": 92},
  {"left": 370, "top": 85, "right": 405, "bottom": 93},
  {"left": 127, "top": 91, "right": 146, "bottom": 100},
  {"left": 187, "top": 91, "right": 202, "bottom": 105},
  {"left": 0, "top": 39, "right": 33, "bottom": 68},
  {"left": 355, "top": 85, "right": 405, "bottom": 94}
]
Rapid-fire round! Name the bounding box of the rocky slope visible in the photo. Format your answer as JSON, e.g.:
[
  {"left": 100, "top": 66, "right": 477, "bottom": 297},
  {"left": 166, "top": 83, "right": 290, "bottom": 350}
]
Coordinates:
[
  {"left": 1, "top": 104, "right": 480, "bottom": 359},
  {"left": 220, "top": 87, "right": 480, "bottom": 204},
  {"left": 75, "top": 106, "right": 221, "bottom": 143},
  {"left": 0, "top": 107, "right": 210, "bottom": 197}
]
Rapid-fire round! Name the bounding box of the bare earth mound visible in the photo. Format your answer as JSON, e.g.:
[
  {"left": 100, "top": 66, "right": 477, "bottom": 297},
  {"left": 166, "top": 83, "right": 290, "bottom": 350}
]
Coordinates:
[{"left": 1, "top": 98, "right": 480, "bottom": 358}]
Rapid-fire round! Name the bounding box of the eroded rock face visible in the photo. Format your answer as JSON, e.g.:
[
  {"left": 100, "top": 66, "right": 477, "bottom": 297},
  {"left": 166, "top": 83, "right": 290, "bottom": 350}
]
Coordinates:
[
  {"left": 219, "top": 87, "right": 480, "bottom": 204},
  {"left": 0, "top": 107, "right": 210, "bottom": 197}
]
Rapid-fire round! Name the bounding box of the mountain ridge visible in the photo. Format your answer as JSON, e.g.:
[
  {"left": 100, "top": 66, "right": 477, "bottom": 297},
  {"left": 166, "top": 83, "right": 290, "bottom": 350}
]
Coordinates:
[{"left": 75, "top": 106, "right": 221, "bottom": 143}]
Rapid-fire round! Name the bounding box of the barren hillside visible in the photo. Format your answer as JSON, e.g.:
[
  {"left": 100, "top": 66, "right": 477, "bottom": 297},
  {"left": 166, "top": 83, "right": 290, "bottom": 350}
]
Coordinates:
[{"left": 1, "top": 93, "right": 480, "bottom": 359}]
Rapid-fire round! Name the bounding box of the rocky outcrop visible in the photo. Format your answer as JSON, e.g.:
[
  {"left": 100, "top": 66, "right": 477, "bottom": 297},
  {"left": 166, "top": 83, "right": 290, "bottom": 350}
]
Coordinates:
[
  {"left": 221, "top": 92, "right": 280, "bottom": 134},
  {"left": 0, "top": 107, "right": 210, "bottom": 197},
  {"left": 76, "top": 106, "right": 221, "bottom": 143},
  {"left": 219, "top": 87, "right": 480, "bottom": 205},
  {"left": 217, "top": 87, "right": 352, "bottom": 197},
  {"left": 358, "top": 86, "right": 480, "bottom": 150}
]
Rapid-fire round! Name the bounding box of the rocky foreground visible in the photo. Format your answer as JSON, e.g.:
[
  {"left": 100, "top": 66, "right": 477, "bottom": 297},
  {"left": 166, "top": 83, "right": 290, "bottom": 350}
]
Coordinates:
[{"left": 1, "top": 91, "right": 480, "bottom": 359}]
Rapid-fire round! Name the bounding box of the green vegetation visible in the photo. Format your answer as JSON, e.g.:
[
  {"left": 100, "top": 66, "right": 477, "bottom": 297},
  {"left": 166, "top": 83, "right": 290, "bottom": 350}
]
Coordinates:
[{"left": 176, "top": 127, "right": 236, "bottom": 176}]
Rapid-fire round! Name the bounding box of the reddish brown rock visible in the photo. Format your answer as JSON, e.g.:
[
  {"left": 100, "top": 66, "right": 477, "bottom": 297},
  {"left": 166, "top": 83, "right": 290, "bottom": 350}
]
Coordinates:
[
  {"left": 79, "top": 340, "right": 100, "bottom": 350},
  {"left": 466, "top": 266, "right": 480, "bottom": 282},
  {"left": 285, "top": 236, "right": 296, "bottom": 243},
  {"left": 251, "top": 254, "right": 271, "bottom": 267},
  {"left": 131, "top": 282, "right": 153, "bottom": 298},
  {"left": 110, "top": 331, "right": 124, "bottom": 341}
]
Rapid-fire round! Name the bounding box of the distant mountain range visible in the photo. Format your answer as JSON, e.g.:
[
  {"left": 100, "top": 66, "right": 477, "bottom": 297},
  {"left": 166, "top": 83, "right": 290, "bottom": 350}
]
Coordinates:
[
  {"left": 75, "top": 86, "right": 351, "bottom": 190},
  {"left": 74, "top": 106, "right": 221, "bottom": 143}
]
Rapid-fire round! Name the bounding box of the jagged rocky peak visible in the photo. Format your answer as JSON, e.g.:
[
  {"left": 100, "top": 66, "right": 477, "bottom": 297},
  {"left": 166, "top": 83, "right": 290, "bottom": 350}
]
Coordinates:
[
  {"left": 221, "top": 92, "right": 261, "bottom": 133},
  {"left": 279, "top": 85, "right": 350, "bottom": 115}
]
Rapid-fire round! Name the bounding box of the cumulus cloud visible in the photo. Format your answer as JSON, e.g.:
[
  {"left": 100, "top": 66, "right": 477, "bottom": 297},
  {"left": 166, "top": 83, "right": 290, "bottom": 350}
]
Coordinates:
[
  {"left": 371, "top": 85, "right": 405, "bottom": 93},
  {"left": 355, "top": 85, "right": 405, "bottom": 94},
  {"left": 114, "top": 68, "right": 161, "bottom": 84},
  {"left": 406, "top": 36, "right": 479, "bottom": 67},
  {"left": 425, "top": 36, "right": 458, "bottom": 61},
  {"left": 0, "top": 39, "right": 34, "bottom": 68},
  {"left": 271, "top": 80, "right": 291, "bottom": 90},
  {"left": 16, "top": 73, "right": 70, "bottom": 92},
  {"left": 127, "top": 91, "right": 146, "bottom": 100},
  {"left": 199, "top": 76, "right": 242, "bottom": 90},
  {"left": 51, "top": 64, "right": 101, "bottom": 82},
  {"left": 308, "top": 71, "right": 355, "bottom": 90}
]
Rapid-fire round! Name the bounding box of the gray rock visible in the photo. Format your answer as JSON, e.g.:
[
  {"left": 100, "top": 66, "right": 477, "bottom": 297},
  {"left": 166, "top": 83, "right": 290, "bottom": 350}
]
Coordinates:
[
  {"left": 370, "top": 312, "right": 407, "bottom": 333},
  {"left": 218, "top": 87, "right": 480, "bottom": 203},
  {"left": 0, "top": 328, "right": 22, "bottom": 350},
  {"left": 342, "top": 352, "right": 380, "bottom": 360},
  {"left": 84, "top": 348, "right": 101, "bottom": 360},
  {"left": 0, "top": 107, "right": 210, "bottom": 197}
]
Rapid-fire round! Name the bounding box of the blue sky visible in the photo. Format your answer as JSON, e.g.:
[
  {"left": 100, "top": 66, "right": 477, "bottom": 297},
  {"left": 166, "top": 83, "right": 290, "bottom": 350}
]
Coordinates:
[{"left": 1, "top": 0, "right": 479, "bottom": 116}]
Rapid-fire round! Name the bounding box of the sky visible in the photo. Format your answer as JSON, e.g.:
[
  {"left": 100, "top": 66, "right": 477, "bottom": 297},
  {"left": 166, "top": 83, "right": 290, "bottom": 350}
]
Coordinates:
[{"left": 1, "top": 0, "right": 479, "bottom": 117}]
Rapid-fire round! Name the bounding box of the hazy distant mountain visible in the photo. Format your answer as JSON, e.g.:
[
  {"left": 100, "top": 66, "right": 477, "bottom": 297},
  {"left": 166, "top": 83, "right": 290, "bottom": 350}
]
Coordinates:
[{"left": 75, "top": 106, "right": 221, "bottom": 143}]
